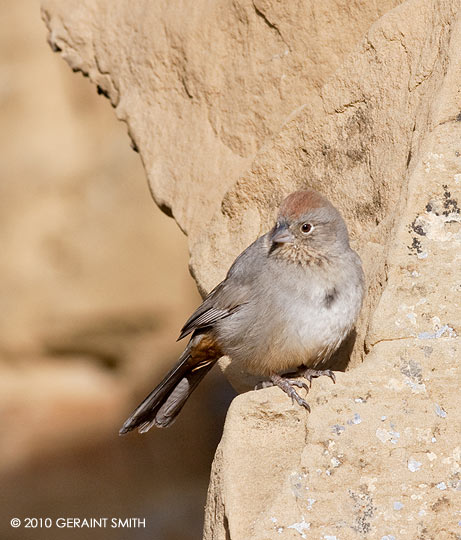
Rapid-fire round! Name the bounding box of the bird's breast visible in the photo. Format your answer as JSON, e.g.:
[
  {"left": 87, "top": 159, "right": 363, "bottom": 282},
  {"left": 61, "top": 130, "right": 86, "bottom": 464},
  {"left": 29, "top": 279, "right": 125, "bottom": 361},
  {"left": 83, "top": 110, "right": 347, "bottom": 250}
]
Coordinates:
[{"left": 216, "top": 258, "right": 363, "bottom": 376}]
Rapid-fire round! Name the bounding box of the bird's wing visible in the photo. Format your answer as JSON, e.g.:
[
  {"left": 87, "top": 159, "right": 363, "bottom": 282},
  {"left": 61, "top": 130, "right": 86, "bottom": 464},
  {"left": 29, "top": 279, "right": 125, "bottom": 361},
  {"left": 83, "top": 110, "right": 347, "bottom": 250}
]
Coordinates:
[
  {"left": 179, "top": 234, "right": 269, "bottom": 340},
  {"left": 178, "top": 280, "right": 248, "bottom": 340}
]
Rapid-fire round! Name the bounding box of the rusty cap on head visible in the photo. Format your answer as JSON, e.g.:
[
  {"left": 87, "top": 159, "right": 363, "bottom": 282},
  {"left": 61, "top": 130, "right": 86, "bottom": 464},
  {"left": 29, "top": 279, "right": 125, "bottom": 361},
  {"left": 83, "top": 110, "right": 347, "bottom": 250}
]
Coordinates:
[{"left": 278, "top": 189, "right": 332, "bottom": 220}]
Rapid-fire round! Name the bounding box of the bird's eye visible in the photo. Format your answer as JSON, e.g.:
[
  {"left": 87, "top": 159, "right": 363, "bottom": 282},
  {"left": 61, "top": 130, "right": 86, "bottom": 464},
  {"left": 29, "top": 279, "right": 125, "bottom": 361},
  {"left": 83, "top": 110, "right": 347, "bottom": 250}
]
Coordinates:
[{"left": 300, "top": 223, "right": 313, "bottom": 234}]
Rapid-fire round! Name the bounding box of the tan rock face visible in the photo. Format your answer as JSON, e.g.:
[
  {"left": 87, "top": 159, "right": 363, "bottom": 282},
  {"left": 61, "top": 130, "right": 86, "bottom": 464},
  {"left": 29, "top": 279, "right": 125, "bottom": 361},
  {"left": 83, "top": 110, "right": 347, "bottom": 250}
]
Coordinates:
[
  {"left": 41, "top": 0, "right": 403, "bottom": 394},
  {"left": 206, "top": 340, "right": 460, "bottom": 539},
  {"left": 40, "top": 0, "right": 461, "bottom": 538},
  {"left": 194, "top": 0, "right": 460, "bottom": 370},
  {"left": 203, "top": 0, "right": 461, "bottom": 537},
  {"left": 41, "top": 0, "right": 401, "bottom": 251}
]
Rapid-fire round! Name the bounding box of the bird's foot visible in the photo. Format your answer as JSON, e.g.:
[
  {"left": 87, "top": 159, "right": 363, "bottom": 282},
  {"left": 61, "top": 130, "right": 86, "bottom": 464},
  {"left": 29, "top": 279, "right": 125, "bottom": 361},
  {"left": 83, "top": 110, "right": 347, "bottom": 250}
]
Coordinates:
[
  {"left": 269, "top": 373, "right": 311, "bottom": 411},
  {"left": 300, "top": 367, "right": 336, "bottom": 387}
]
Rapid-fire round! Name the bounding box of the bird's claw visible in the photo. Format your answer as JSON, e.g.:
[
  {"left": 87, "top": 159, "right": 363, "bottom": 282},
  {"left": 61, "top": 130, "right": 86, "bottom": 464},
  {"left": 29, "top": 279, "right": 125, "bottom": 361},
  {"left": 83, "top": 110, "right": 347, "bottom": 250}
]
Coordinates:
[
  {"left": 289, "top": 391, "right": 311, "bottom": 412},
  {"left": 285, "top": 378, "right": 310, "bottom": 393},
  {"left": 269, "top": 374, "right": 311, "bottom": 412},
  {"left": 303, "top": 368, "right": 336, "bottom": 385},
  {"left": 258, "top": 369, "right": 334, "bottom": 412}
]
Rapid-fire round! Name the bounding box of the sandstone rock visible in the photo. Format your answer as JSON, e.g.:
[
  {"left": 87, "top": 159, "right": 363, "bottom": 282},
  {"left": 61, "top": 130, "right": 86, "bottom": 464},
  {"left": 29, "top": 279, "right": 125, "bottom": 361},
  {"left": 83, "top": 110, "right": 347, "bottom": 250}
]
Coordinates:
[
  {"left": 195, "top": 0, "right": 460, "bottom": 370},
  {"left": 205, "top": 339, "right": 460, "bottom": 539},
  {"left": 40, "top": 0, "right": 404, "bottom": 396},
  {"left": 203, "top": 0, "right": 461, "bottom": 537},
  {"left": 41, "top": 0, "right": 401, "bottom": 284},
  {"left": 39, "top": 0, "right": 461, "bottom": 538}
]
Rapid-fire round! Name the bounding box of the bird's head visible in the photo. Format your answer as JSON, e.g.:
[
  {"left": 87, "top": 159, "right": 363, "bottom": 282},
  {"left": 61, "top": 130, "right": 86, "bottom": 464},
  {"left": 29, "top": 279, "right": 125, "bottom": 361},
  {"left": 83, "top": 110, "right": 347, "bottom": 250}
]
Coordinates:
[{"left": 270, "top": 189, "right": 350, "bottom": 263}]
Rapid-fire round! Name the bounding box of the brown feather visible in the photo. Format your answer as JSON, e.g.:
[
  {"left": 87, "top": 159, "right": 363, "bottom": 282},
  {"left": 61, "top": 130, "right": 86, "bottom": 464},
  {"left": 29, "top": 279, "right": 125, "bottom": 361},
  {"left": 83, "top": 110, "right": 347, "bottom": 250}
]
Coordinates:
[
  {"left": 279, "top": 189, "right": 331, "bottom": 220},
  {"left": 119, "top": 333, "right": 222, "bottom": 434}
]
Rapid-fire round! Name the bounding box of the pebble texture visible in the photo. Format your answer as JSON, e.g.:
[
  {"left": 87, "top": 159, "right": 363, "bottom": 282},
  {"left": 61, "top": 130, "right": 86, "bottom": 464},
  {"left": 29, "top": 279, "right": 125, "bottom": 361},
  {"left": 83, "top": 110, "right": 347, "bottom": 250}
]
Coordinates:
[{"left": 41, "top": 0, "right": 461, "bottom": 538}]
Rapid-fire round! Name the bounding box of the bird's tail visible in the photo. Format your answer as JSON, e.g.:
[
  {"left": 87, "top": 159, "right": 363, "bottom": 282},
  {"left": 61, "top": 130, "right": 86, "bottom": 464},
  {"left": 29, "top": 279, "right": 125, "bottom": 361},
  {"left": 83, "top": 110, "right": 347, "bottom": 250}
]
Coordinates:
[{"left": 119, "top": 349, "right": 214, "bottom": 434}]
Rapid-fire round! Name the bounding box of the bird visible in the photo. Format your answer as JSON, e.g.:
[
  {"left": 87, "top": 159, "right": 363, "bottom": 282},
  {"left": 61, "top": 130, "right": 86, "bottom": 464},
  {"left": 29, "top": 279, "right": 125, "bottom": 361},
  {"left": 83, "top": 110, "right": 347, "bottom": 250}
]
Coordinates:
[{"left": 119, "top": 189, "right": 364, "bottom": 434}]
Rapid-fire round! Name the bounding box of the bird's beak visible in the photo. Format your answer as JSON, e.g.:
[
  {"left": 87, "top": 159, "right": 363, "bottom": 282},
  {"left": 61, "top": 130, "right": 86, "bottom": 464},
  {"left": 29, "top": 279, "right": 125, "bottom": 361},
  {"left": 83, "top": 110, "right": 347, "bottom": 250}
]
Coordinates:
[{"left": 271, "top": 222, "right": 294, "bottom": 244}]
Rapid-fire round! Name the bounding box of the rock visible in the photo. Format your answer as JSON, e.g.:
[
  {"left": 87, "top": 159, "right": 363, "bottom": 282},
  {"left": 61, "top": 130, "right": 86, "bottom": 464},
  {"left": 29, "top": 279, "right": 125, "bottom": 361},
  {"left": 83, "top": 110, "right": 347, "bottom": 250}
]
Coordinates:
[
  {"left": 40, "top": 0, "right": 404, "bottom": 394},
  {"left": 204, "top": 387, "right": 307, "bottom": 540},
  {"left": 203, "top": 0, "right": 461, "bottom": 537},
  {"left": 205, "top": 340, "right": 460, "bottom": 539},
  {"left": 39, "top": 0, "right": 461, "bottom": 538},
  {"left": 195, "top": 0, "right": 461, "bottom": 370},
  {"left": 40, "top": 0, "right": 402, "bottom": 288}
]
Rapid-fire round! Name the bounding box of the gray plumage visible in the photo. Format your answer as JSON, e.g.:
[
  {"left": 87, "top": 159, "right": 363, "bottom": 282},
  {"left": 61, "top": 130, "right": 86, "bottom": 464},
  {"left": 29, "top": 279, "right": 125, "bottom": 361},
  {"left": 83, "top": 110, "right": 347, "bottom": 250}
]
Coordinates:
[{"left": 120, "top": 189, "right": 364, "bottom": 433}]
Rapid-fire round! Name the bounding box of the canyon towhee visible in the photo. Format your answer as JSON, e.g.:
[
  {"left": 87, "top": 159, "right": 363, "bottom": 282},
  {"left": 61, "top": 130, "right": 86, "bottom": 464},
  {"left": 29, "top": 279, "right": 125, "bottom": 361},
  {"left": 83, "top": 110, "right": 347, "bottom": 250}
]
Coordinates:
[{"left": 120, "top": 189, "right": 364, "bottom": 434}]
